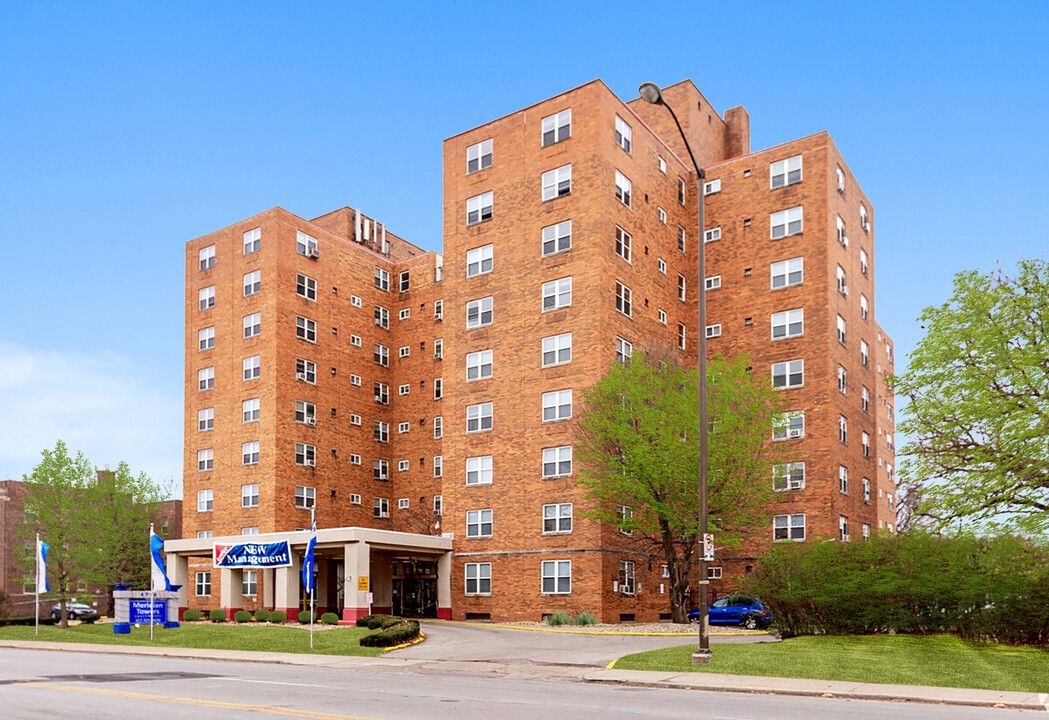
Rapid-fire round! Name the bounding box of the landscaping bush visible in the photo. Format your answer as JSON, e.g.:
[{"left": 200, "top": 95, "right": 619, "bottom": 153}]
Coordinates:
[
  {"left": 234, "top": 610, "right": 253, "bottom": 623},
  {"left": 254, "top": 609, "right": 270, "bottom": 622},
  {"left": 574, "top": 612, "right": 598, "bottom": 626},
  {"left": 209, "top": 609, "right": 227, "bottom": 623},
  {"left": 545, "top": 612, "right": 572, "bottom": 626},
  {"left": 270, "top": 610, "right": 288, "bottom": 623},
  {"left": 182, "top": 610, "right": 202, "bottom": 622},
  {"left": 320, "top": 612, "right": 339, "bottom": 625},
  {"left": 78, "top": 612, "right": 99, "bottom": 624},
  {"left": 0, "top": 616, "right": 56, "bottom": 627},
  {"left": 355, "top": 614, "right": 402, "bottom": 630},
  {"left": 297, "top": 610, "right": 317, "bottom": 624},
  {"left": 359, "top": 619, "right": 420, "bottom": 647}
]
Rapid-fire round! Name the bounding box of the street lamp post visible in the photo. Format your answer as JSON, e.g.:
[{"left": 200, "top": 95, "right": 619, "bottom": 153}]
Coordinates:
[{"left": 639, "top": 81, "right": 711, "bottom": 664}]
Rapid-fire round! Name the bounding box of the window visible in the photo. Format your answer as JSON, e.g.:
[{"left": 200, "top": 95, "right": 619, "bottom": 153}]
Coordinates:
[
  {"left": 862, "top": 385, "right": 870, "bottom": 412},
  {"left": 465, "top": 562, "right": 491, "bottom": 594},
  {"left": 658, "top": 309, "right": 667, "bottom": 325},
  {"left": 374, "top": 305, "right": 390, "bottom": 330},
  {"left": 772, "top": 359, "right": 804, "bottom": 389},
  {"left": 398, "top": 461, "right": 409, "bottom": 473},
  {"left": 198, "top": 407, "right": 214, "bottom": 431},
  {"left": 296, "top": 274, "right": 317, "bottom": 301},
  {"left": 838, "top": 365, "right": 848, "bottom": 394},
  {"left": 863, "top": 477, "right": 871, "bottom": 503},
  {"left": 466, "top": 509, "right": 493, "bottom": 538},
  {"left": 242, "top": 569, "right": 258, "bottom": 596},
  {"left": 658, "top": 155, "right": 667, "bottom": 173},
  {"left": 467, "top": 402, "right": 493, "bottom": 433},
  {"left": 466, "top": 244, "right": 493, "bottom": 277},
  {"left": 374, "top": 421, "right": 389, "bottom": 443},
  {"left": 434, "top": 416, "right": 444, "bottom": 439},
  {"left": 542, "top": 333, "right": 572, "bottom": 367},
  {"left": 771, "top": 308, "right": 804, "bottom": 339},
  {"left": 296, "top": 231, "right": 318, "bottom": 257},
  {"left": 860, "top": 248, "right": 869, "bottom": 276},
  {"left": 770, "top": 206, "right": 803, "bottom": 239},
  {"left": 770, "top": 155, "right": 802, "bottom": 189},
  {"left": 887, "top": 344, "right": 893, "bottom": 362},
  {"left": 657, "top": 258, "right": 667, "bottom": 274},
  {"left": 399, "top": 384, "right": 410, "bottom": 396},
  {"left": 399, "top": 345, "right": 410, "bottom": 358},
  {"left": 860, "top": 294, "right": 869, "bottom": 321},
  {"left": 837, "top": 464, "right": 849, "bottom": 493},
  {"left": 395, "top": 497, "right": 409, "bottom": 510},
  {"left": 350, "top": 374, "right": 361, "bottom": 386},
  {"left": 350, "top": 335, "right": 361, "bottom": 347},
  {"left": 542, "top": 277, "right": 572, "bottom": 311},
  {"left": 678, "top": 177, "right": 686, "bottom": 205},
  {"left": 466, "top": 191, "right": 493, "bottom": 226},
  {"left": 862, "top": 523, "right": 871, "bottom": 539},
  {"left": 243, "top": 312, "right": 261, "bottom": 339},
  {"left": 374, "top": 382, "right": 389, "bottom": 405},
  {"left": 398, "top": 421, "right": 410, "bottom": 434},
  {"left": 374, "top": 267, "right": 390, "bottom": 291},
  {"left": 195, "top": 571, "right": 211, "bottom": 597},
  {"left": 774, "top": 514, "right": 805, "bottom": 541},
  {"left": 614, "top": 115, "right": 631, "bottom": 152},
  {"left": 616, "top": 281, "right": 632, "bottom": 316},
  {"left": 374, "top": 459, "right": 389, "bottom": 481},
  {"left": 374, "top": 343, "right": 389, "bottom": 367},
  {"left": 837, "top": 265, "right": 848, "bottom": 295},
  {"left": 887, "top": 404, "right": 894, "bottom": 421},
  {"left": 618, "top": 561, "right": 636, "bottom": 595},
  {"left": 242, "top": 441, "right": 259, "bottom": 466},
  {"left": 197, "top": 448, "right": 213, "bottom": 471},
  {"left": 703, "top": 179, "right": 721, "bottom": 195},
  {"left": 773, "top": 461, "right": 806, "bottom": 490},
  {"left": 770, "top": 257, "right": 803, "bottom": 288},
  {"left": 615, "top": 226, "right": 631, "bottom": 262},
  {"left": 351, "top": 294, "right": 362, "bottom": 308},
  {"left": 773, "top": 412, "right": 805, "bottom": 440},
  {"left": 295, "top": 400, "right": 315, "bottom": 425},
  {"left": 466, "top": 455, "right": 493, "bottom": 485},
  {"left": 708, "top": 566, "right": 723, "bottom": 580},
  {"left": 704, "top": 227, "right": 721, "bottom": 243},
  {"left": 839, "top": 516, "right": 850, "bottom": 542},
  {"left": 243, "top": 227, "right": 261, "bottom": 254},
  {"left": 374, "top": 497, "right": 389, "bottom": 518},
  {"left": 542, "top": 560, "right": 571, "bottom": 594},
  {"left": 197, "top": 488, "right": 213, "bottom": 511},
  {"left": 198, "top": 326, "right": 215, "bottom": 351},
  {"left": 705, "top": 324, "right": 720, "bottom": 339},
  {"left": 836, "top": 165, "right": 845, "bottom": 193},
  {"left": 542, "top": 446, "right": 572, "bottom": 478},
  {"left": 705, "top": 276, "right": 721, "bottom": 291},
  {"left": 466, "top": 297, "right": 493, "bottom": 328},
  {"left": 295, "top": 443, "right": 316, "bottom": 468},
  {"left": 295, "top": 358, "right": 316, "bottom": 384},
  {"left": 541, "top": 108, "right": 571, "bottom": 146},
  {"left": 197, "top": 530, "right": 212, "bottom": 539},
  {"left": 658, "top": 207, "right": 667, "bottom": 224},
  {"left": 839, "top": 415, "right": 848, "bottom": 444},
  {"left": 542, "top": 220, "right": 572, "bottom": 256},
  {"left": 434, "top": 300, "right": 444, "bottom": 320},
  {"left": 615, "top": 170, "right": 632, "bottom": 207},
  {"left": 861, "top": 340, "right": 870, "bottom": 367},
  {"left": 837, "top": 315, "right": 847, "bottom": 345},
  {"left": 243, "top": 355, "right": 261, "bottom": 381},
  {"left": 199, "top": 245, "right": 215, "bottom": 270},
  {"left": 199, "top": 286, "right": 215, "bottom": 311},
  {"left": 541, "top": 164, "right": 572, "bottom": 201},
  {"left": 615, "top": 336, "right": 632, "bottom": 363},
  {"left": 350, "top": 414, "right": 362, "bottom": 426},
  {"left": 543, "top": 503, "right": 573, "bottom": 533},
  {"left": 296, "top": 316, "right": 316, "bottom": 342},
  {"left": 542, "top": 389, "right": 572, "bottom": 422},
  {"left": 242, "top": 484, "right": 259, "bottom": 508},
  {"left": 677, "top": 274, "right": 686, "bottom": 302},
  {"left": 677, "top": 225, "right": 686, "bottom": 252},
  {"left": 434, "top": 377, "right": 443, "bottom": 399},
  {"left": 243, "top": 270, "right": 261, "bottom": 297},
  {"left": 859, "top": 430, "right": 871, "bottom": 458},
  {"left": 467, "top": 138, "right": 493, "bottom": 173},
  {"left": 433, "top": 456, "right": 443, "bottom": 478},
  {"left": 860, "top": 203, "right": 869, "bottom": 231},
  {"left": 434, "top": 496, "right": 443, "bottom": 514},
  {"left": 293, "top": 485, "right": 315, "bottom": 509}
]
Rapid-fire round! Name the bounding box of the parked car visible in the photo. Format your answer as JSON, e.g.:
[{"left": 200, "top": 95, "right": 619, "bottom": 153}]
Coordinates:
[
  {"left": 688, "top": 595, "right": 773, "bottom": 629},
  {"left": 50, "top": 602, "right": 95, "bottom": 621}
]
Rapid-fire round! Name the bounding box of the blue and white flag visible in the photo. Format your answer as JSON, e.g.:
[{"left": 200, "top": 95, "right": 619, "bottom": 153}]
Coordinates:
[
  {"left": 302, "top": 517, "right": 317, "bottom": 595},
  {"left": 35, "top": 538, "right": 49, "bottom": 594},
  {"left": 150, "top": 531, "right": 172, "bottom": 592}
]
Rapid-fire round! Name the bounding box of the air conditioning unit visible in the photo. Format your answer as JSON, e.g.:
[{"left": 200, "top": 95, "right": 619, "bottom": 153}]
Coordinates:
[
  {"left": 378, "top": 474, "right": 388, "bottom": 481},
  {"left": 788, "top": 428, "right": 802, "bottom": 438},
  {"left": 373, "top": 396, "right": 382, "bottom": 403},
  {"left": 304, "top": 459, "right": 315, "bottom": 467},
  {"left": 305, "top": 417, "right": 316, "bottom": 426},
  {"left": 296, "top": 372, "right": 307, "bottom": 381},
  {"left": 434, "top": 352, "right": 442, "bottom": 360},
  {"left": 434, "top": 312, "right": 443, "bottom": 321},
  {"left": 308, "top": 248, "right": 320, "bottom": 259},
  {"left": 379, "top": 511, "right": 390, "bottom": 519}
]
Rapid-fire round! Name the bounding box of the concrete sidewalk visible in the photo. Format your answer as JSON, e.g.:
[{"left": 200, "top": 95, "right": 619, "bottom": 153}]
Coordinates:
[{"left": 1, "top": 639, "right": 1045, "bottom": 712}]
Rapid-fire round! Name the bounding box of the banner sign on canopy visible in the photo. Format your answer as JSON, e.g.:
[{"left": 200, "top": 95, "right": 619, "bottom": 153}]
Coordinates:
[{"left": 213, "top": 541, "right": 293, "bottom": 568}]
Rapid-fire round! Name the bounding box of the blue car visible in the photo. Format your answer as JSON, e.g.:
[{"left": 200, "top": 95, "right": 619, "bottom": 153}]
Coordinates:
[{"left": 688, "top": 594, "right": 773, "bottom": 629}]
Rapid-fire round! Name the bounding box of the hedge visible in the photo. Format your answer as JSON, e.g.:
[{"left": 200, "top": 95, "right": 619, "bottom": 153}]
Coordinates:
[
  {"left": 182, "top": 610, "right": 202, "bottom": 621},
  {"left": 297, "top": 611, "right": 317, "bottom": 624},
  {"left": 78, "top": 612, "right": 99, "bottom": 624},
  {"left": 270, "top": 610, "right": 288, "bottom": 623},
  {"left": 0, "top": 616, "right": 57, "bottom": 627},
  {"left": 359, "top": 619, "right": 420, "bottom": 647},
  {"left": 234, "top": 610, "right": 253, "bottom": 623},
  {"left": 320, "top": 612, "right": 339, "bottom": 625},
  {"left": 254, "top": 609, "right": 270, "bottom": 622},
  {"left": 209, "top": 609, "right": 227, "bottom": 623},
  {"left": 355, "top": 614, "right": 402, "bottom": 630}
]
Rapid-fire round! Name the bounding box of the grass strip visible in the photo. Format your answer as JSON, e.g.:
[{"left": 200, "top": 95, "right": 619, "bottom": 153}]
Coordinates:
[{"left": 614, "top": 634, "right": 1049, "bottom": 693}]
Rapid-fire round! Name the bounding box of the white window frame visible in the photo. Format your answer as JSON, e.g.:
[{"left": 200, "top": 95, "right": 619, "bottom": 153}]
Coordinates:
[
  {"left": 295, "top": 358, "right": 315, "bottom": 384},
  {"left": 774, "top": 462, "right": 805, "bottom": 491},
  {"left": 770, "top": 206, "right": 803, "bottom": 239},
  {"left": 466, "top": 455, "right": 493, "bottom": 486},
  {"left": 243, "top": 355, "right": 261, "bottom": 381},
  {"left": 243, "top": 270, "right": 261, "bottom": 297},
  {"left": 242, "top": 483, "right": 259, "bottom": 508},
  {"left": 772, "top": 359, "right": 804, "bottom": 389},
  {"left": 614, "top": 115, "right": 631, "bottom": 153},
  {"left": 703, "top": 179, "right": 721, "bottom": 195},
  {"left": 542, "top": 446, "right": 572, "bottom": 478},
  {"left": 466, "top": 191, "right": 493, "bottom": 226},
  {"left": 466, "top": 296, "right": 493, "bottom": 329},
  {"left": 295, "top": 444, "right": 316, "bottom": 468},
  {"left": 541, "top": 108, "right": 571, "bottom": 146},
  {"left": 198, "top": 366, "right": 215, "bottom": 390},
  {"left": 770, "top": 154, "right": 802, "bottom": 189},
  {"left": 198, "top": 407, "right": 214, "bottom": 431},
  {"left": 773, "top": 412, "right": 805, "bottom": 441},
  {"left": 616, "top": 281, "right": 632, "bottom": 317},
  {"left": 704, "top": 227, "right": 721, "bottom": 243},
  {"left": 541, "top": 220, "right": 572, "bottom": 257},
  {"left": 296, "top": 316, "right": 317, "bottom": 343},
  {"left": 615, "top": 225, "right": 631, "bottom": 262},
  {"left": 199, "top": 245, "right": 215, "bottom": 270},
  {"left": 466, "top": 402, "right": 493, "bottom": 434},
  {"left": 466, "top": 349, "right": 493, "bottom": 381},
  {"left": 541, "top": 560, "right": 571, "bottom": 595},
  {"left": 296, "top": 231, "right": 318, "bottom": 257},
  {"left": 466, "top": 244, "right": 493, "bottom": 277},
  {"left": 543, "top": 503, "right": 573, "bottom": 534},
  {"left": 774, "top": 513, "right": 805, "bottom": 541},
  {"left": 771, "top": 257, "right": 804, "bottom": 289},
  {"left": 243, "top": 312, "right": 261, "bottom": 339},
  {"left": 467, "top": 138, "right": 492, "bottom": 174},
  {"left": 466, "top": 509, "right": 493, "bottom": 538},
  {"left": 243, "top": 227, "right": 261, "bottom": 254},
  {"left": 615, "top": 170, "right": 632, "bottom": 207},
  {"left": 242, "top": 441, "right": 259, "bottom": 466},
  {"left": 199, "top": 286, "right": 215, "bottom": 311},
  {"left": 542, "top": 389, "right": 572, "bottom": 423},
  {"left": 616, "top": 336, "right": 632, "bottom": 363},
  {"left": 542, "top": 333, "right": 572, "bottom": 367},
  {"left": 542, "top": 277, "right": 572, "bottom": 311},
  {"left": 541, "top": 164, "right": 572, "bottom": 201},
  {"left": 296, "top": 273, "right": 317, "bottom": 301},
  {"left": 465, "top": 562, "right": 491, "bottom": 595},
  {"left": 771, "top": 308, "right": 804, "bottom": 340},
  {"left": 197, "top": 488, "right": 213, "bottom": 512}
]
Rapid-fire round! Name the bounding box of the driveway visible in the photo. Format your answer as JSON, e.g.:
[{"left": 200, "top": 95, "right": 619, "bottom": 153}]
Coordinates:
[{"left": 390, "top": 621, "right": 776, "bottom": 667}]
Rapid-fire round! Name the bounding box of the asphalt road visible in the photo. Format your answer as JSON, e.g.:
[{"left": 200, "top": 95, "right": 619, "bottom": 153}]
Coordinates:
[{"left": 0, "top": 647, "right": 1035, "bottom": 720}]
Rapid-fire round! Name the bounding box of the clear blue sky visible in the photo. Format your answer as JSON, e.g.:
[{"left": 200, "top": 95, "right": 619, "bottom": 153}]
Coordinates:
[{"left": 2, "top": 1, "right": 1047, "bottom": 493}]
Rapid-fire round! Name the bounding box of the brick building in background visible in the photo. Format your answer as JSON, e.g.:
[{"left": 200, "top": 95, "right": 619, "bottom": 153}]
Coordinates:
[{"left": 176, "top": 78, "right": 895, "bottom": 623}]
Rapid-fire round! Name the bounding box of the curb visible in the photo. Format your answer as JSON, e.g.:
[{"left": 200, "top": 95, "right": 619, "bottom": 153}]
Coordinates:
[
  {"left": 382, "top": 632, "right": 427, "bottom": 653},
  {"left": 422, "top": 619, "right": 768, "bottom": 638}
]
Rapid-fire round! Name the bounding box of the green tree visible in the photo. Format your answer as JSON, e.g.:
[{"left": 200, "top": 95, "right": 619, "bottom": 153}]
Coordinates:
[
  {"left": 576, "top": 352, "right": 785, "bottom": 623},
  {"left": 892, "top": 259, "right": 1049, "bottom": 534}
]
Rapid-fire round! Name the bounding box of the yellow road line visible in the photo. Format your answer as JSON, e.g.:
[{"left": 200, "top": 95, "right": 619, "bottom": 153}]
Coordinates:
[{"left": 16, "top": 682, "right": 383, "bottom": 720}]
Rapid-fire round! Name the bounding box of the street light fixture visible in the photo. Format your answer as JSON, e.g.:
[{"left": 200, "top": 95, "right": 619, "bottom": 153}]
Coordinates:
[{"left": 639, "top": 81, "right": 711, "bottom": 665}]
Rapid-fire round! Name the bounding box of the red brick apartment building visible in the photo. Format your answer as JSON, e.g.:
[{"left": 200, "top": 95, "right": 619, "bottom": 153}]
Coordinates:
[{"left": 170, "top": 79, "right": 896, "bottom": 623}]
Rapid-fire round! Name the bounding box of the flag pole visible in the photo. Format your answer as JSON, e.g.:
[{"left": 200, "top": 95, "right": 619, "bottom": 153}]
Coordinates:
[
  {"left": 150, "top": 523, "right": 155, "bottom": 641},
  {"left": 34, "top": 533, "right": 39, "bottom": 637},
  {"left": 309, "top": 505, "right": 315, "bottom": 650}
]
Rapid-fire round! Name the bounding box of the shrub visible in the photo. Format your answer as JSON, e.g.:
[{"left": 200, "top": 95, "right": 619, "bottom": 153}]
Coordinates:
[
  {"left": 183, "top": 609, "right": 202, "bottom": 622},
  {"left": 209, "top": 609, "right": 227, "bottom": 623},
  {"left": 234, "top": 610, "right": 253, "bottom": 623},
  {"left": 254, "top": 609, "right": 270, "bottom": 622},
  {"left": 78, "top": 612, "right": 99, "bottom": 624},
  {"left": 270, "top": 610, "right": 288, "bottom": 624},
  {"left": 297, "top": 610, "right": 317, "bottom": 624},
  {"left": 0, "top": 616, "right": 56, "bottom": 627},
  {"left": 359, "top": 619, "right": 420, "bottom": 647},
  {"left": 355, "top": 614, "right": 401, "bottom": 630},
  {"left": 320, "top": 612, "right": 339, "bottom": 625},
  {"left": 546, "top": 612, "right": 572, "bottom": 626},
  {"left": 574, "top": 612, "right": 598, "bottom": 626}
]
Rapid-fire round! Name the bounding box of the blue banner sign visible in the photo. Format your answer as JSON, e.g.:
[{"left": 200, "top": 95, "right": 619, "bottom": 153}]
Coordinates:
[
  {"left": 213, "top": 541, "right": 292, "bottom": 568},
  {"left": 129, "top": 599, "right": 166, "bottom": 625}
]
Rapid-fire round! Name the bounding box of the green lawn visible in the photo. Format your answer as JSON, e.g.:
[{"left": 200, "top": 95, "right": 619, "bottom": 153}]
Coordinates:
[
  {"left": 614, "top": 635, "right": 1049, "bottom": 693},
  {"left": 0, "top": 622, "right": 385, "bottom": 657}
]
